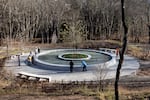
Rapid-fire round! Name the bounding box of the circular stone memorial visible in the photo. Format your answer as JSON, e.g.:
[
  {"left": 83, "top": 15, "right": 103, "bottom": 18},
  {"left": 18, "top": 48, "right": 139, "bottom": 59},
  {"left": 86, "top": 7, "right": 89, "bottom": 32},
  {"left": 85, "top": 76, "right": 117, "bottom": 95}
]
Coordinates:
[
  {"left": 34, "top": 49, "right": 116, "bottom": 71},
  {"left": 58, "top": 52, "right": 92, "bottom": 61}
]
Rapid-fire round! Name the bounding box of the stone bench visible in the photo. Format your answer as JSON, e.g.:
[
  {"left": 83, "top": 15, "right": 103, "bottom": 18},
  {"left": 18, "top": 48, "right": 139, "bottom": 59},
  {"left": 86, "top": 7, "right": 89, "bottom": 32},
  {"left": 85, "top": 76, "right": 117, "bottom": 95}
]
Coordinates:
[
  {"left": 16, "top": 71, "right": 51, "bottom": 82},
  {"left": 99, "top": 48, "right": 116, "bottom": 54}
]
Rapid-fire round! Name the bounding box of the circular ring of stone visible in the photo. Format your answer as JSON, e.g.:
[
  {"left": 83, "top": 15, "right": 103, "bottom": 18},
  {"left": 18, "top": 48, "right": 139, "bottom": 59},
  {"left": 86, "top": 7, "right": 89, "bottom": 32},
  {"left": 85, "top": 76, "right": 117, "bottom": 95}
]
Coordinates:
[
  {"left": 58, "top": 53, "right": 92, "bottom": 61},
  {"left": 34, "top": 49, "right": 116, "bottom": 70}
]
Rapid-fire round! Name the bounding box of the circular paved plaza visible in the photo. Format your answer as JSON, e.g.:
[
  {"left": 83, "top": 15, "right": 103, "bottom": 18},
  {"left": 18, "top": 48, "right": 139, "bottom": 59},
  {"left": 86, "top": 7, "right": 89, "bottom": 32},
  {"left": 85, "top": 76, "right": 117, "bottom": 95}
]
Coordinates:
[{"left": 4, "top": 49, "right": 140, "bottom": 82}]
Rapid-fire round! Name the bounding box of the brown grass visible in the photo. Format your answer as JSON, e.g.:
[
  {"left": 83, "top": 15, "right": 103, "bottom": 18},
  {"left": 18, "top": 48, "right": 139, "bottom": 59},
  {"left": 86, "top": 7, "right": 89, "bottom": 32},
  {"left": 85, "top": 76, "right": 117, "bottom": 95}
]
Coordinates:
[
  {"left": 119, "top": 86, "right": 150, "bottom": 95},
  {"left": 127, "top": 45, "right": 150, "bottom": 60}
]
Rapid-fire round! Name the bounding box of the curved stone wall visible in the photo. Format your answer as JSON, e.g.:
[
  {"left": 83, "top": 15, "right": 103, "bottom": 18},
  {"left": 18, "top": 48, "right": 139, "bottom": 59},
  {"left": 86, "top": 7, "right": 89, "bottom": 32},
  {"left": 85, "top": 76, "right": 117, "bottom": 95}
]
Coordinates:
[{"left": 34, "top": 49, "right": 116, "bottom": 71}]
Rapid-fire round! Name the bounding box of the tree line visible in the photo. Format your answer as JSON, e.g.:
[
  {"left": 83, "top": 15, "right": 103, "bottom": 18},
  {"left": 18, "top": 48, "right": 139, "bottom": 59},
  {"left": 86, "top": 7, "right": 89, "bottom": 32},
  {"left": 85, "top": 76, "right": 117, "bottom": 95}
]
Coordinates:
[{"left": 0, "top": 0, "right": 150, "bottom": 45}]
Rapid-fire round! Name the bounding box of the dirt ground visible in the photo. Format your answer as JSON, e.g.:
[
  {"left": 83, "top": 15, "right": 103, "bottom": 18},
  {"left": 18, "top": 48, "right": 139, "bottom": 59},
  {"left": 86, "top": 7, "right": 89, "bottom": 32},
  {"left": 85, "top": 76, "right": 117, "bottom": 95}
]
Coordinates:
[{"left": 0, "top": 95, "right": 96, "bottom": 100}]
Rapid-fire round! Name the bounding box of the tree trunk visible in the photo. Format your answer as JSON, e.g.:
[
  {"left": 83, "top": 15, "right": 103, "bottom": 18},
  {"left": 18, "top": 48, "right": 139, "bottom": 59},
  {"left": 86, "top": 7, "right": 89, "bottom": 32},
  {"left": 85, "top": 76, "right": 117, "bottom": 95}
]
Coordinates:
[
  {"left": 149, "top": 30, "right": 150, "bottom": 44},
  {"left": 147, "top": 26, "right": 150, "bottom": 44},
  {"left": 115, "top": 0, "right": 128, "bottom": 100}
]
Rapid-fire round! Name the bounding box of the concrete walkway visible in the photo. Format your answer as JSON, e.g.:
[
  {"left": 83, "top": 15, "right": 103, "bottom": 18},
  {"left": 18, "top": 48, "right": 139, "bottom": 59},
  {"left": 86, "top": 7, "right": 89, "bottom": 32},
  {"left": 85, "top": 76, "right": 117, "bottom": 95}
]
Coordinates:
[{"left": 4, "top": 50, "right": 139, "bottom": 82}]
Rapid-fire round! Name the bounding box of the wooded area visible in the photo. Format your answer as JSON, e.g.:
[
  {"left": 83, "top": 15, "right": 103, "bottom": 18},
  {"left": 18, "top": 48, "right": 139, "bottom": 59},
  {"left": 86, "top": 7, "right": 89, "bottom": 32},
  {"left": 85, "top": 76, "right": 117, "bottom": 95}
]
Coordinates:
[{"left": 0, "top": 0, "right": 150, "bottom": 45}]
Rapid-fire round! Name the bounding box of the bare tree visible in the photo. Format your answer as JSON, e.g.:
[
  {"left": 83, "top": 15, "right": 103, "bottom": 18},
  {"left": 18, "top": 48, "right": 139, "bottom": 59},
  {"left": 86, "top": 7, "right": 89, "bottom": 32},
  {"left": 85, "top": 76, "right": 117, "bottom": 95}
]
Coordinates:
[
  {"left": 115, "top": 0, "right": 128, "bottom": 100},
  {"left": 146, "top": 0, "right": 150, "bottom": 44},
  {"left": 59, "top": 0, "right": 87, "bottom": 45},
  {"left": 94, "top": 63, "right": 108, "bottom": 91},
  {"left": 0, "top": 0, "right": 149, "bottom": 45}
]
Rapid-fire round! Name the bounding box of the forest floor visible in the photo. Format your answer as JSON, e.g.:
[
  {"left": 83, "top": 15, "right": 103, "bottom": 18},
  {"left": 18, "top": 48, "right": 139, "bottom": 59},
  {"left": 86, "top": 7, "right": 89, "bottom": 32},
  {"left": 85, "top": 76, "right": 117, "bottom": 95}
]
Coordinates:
[{"left": 0, "top": 40, "right": 149, "bottom": 100}]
